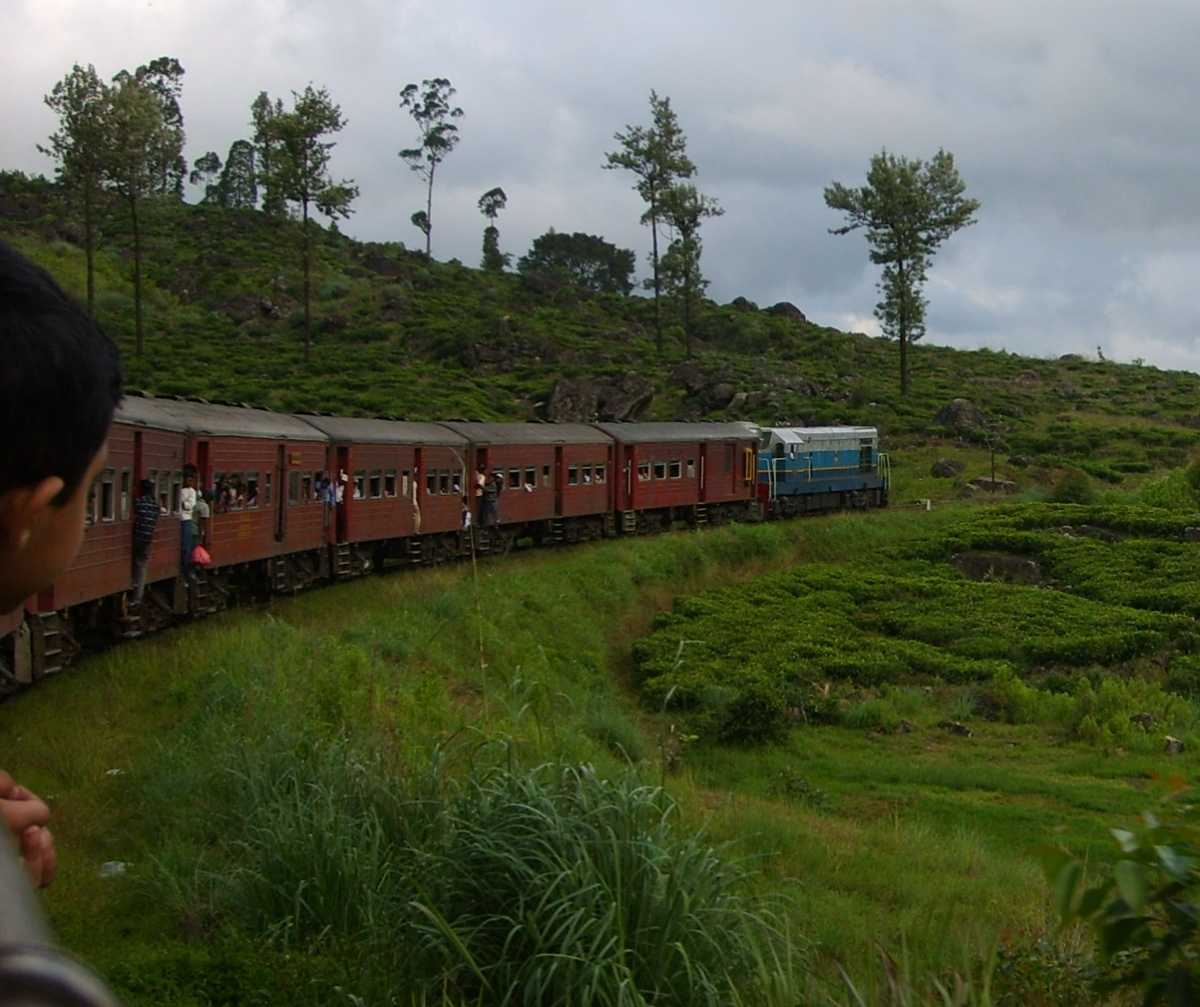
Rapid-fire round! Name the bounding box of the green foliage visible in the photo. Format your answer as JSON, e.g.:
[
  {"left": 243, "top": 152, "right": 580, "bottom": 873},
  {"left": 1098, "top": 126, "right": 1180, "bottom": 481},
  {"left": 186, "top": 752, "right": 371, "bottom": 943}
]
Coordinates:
[
  {"left": 1044, "top": 787, "right": 1200, "bottom": 1003},
  {"left": 398, "top": 77, "right": 463, "bottom": 257}
]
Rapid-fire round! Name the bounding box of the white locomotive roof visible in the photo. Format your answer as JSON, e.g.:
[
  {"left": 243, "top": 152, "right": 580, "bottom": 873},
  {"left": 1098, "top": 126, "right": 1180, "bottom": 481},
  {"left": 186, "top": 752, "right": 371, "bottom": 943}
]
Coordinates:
[{"left": 763, "top": 426, "right": 878, "bottom": 445}]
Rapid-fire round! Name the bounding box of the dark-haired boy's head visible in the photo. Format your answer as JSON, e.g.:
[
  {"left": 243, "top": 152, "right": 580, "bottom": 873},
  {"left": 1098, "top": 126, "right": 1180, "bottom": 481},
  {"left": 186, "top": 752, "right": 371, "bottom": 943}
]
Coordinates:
[
  {"left": 139, "top": 479, "right": 154, "bottom": 496},
  {"left": 0, "top": 240, "right": 122, "bottom": 612}
]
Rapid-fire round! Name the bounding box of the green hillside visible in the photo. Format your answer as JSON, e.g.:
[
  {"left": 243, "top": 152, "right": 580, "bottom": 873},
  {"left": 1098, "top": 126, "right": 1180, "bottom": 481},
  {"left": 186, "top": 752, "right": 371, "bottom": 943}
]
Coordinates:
[{"left": 4, "top": 170, "right": 1200, "bottom": 488}]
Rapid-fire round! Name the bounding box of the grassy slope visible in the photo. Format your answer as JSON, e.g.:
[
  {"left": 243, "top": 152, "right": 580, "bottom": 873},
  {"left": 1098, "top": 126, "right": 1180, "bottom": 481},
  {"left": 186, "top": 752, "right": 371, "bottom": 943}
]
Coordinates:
[
  {"left": 0, "top": 508, "right": 1174, "bottom": 1003},
  {"left": 3, "top": 171, "right": 1200, "bottom": 492}
]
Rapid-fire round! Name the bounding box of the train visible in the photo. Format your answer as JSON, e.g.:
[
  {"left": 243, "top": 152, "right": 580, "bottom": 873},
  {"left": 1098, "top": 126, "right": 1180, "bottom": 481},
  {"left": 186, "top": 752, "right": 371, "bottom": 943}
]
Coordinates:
[{"left": 0, "top": 395, "right": 889, "bottom": 691}]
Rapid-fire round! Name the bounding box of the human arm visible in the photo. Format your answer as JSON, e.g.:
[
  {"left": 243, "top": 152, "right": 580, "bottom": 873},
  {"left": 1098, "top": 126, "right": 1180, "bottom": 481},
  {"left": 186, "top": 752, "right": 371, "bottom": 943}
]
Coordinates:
[{"left": 0, "top": 771, "right": 56, "bottom": 889}]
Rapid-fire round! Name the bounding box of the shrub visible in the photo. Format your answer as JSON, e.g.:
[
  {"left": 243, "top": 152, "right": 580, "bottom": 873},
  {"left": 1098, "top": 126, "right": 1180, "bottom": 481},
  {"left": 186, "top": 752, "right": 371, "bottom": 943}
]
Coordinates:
[
  {"left": 408, "top": 763, "right": 797, "bottom": 1005},
  {"left": 1050, "top": 469, "right": 1097, "bottom": 504}
]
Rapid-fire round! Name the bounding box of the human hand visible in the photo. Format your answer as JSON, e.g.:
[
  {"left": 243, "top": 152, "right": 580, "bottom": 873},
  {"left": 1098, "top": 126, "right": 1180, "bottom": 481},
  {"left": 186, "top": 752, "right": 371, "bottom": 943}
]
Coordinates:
[{"left": 0, "top": 770, "right": 57, "bottom": 889}]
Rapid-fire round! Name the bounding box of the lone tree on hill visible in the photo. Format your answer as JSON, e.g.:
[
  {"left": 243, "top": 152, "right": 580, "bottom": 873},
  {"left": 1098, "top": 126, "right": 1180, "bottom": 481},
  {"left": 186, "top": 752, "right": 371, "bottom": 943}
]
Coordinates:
[
  {"left": 398, "top": 78, "right": 463, "bottom": 257},
  {"left": 478, "top": 186, "right": 509, "bottom": 271},
  {"left": 659, "top": 183, "right": 723, "bottom": 356},
  {"left": 40, "top": 63, "right": 111, "bottom": 317},
  {"left": 190, "top": 149, "right": 222, "bottom": 201},
  {"left": 825, "top": 148, "right": 979, "bottom": 396},
  {"left": 604, "top": 90, "right": 695, "bottom": 352},
  {"left": 263, "top": 84, "right": 359, "bottom": 361},
  {"left": 102, "top": 67, "right": 185, "bottom": 356},
  {"left": 517, "top": 230, "right": 636, "bottom": 295},
  {"left": 218, "top": 139, "right": 258, "bottom": 209},
  {"left": 129, "top": 56, "right": 188, "bottom": 196}
]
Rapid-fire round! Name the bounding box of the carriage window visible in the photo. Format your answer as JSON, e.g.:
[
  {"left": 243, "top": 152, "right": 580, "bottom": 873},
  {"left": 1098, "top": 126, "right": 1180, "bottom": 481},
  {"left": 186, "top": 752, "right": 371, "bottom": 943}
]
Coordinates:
[
  {"left": 725, "top": 446, "right": 735, "bottom": 471},
  {"left": 98, "top": 469, "right": 116, "bottom": 522},
  {"left": 245, "top": 473, "right": 260, "bottom": 508},
  {"left": 568, "top": 465, "right": 578, "bottom": 486},
  {"left": 687, "top": 459, "right": 696, "bottom": 478},
  {"left": 580, "top": 465, "right": 592, "bottom": 484},
  {"left": 542, "top": 465, "right": 552, "bottom": 488},
  {"left": 289, "top": 471, "right": 300, "bottom": 506},
  {"left": 426, "top": 470, "right": 437, "bottom": 495},
  {"left": 653, "top": 461, "right": 667, "bottom": 480},
  {"left": 438, "top": 470, "right": 450, "bottom": 495},
  {"left": 637, "top": 462, "right": 651, "bottom": 482},
  {"left": 595, "top": 464, "right": 606, "bottom": 484},
  {"left": 84, "top": 477, "right": 98, "bottom": 527},
  {"left": 119, "top": 469, "right": 131, "bottom": 520},
  {"left": 370, "top": 470, "right": 383, "bottom": 499},
  {"left": 353, "top": 471, "right": 366, "bottom": 500},
  {"left": 669, "top": 460, "right": 682, "bottom": 479},
  {"left": 301, "top": 473, "right": 313, "bottom": 504},
  {"left": 220, "top": 472, "right": 244, "bottom": 511},
  {"left": 383, "top": 470, "right": 397, "bottom": 497},
  {"left": 503, "top": 468, "right": 516, "bottom": 490},
  {"left": 264, "top": 472, "right": 272, "bottom": 504},
  {"left": 524, "top": 467, "right": 536, "bottom": 489},
  {"left": 170, "top": 473, "right": 182, "bottom": 514},
  {"left": 402, "top": 470, "right": 411, "bottom": 497}
]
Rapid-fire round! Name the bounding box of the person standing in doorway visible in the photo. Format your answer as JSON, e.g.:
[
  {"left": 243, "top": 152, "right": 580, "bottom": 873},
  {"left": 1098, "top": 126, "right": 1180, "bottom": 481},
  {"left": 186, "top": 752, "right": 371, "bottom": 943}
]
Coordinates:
[{"left": 180, "top": 465, "right": 198, "bottom": 579}]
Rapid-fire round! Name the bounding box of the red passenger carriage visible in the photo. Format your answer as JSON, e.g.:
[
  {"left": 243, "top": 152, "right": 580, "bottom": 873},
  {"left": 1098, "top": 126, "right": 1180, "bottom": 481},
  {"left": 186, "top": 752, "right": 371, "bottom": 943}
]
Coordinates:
[{"left": 591, "top": 423, "right": 759, "bottom": 531}]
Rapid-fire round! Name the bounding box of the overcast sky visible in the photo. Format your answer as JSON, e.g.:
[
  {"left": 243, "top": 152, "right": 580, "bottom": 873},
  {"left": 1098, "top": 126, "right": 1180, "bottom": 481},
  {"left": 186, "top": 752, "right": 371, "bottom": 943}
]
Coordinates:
[{"left": 7, "top": 0, "right": 1200, "bottom": 369}]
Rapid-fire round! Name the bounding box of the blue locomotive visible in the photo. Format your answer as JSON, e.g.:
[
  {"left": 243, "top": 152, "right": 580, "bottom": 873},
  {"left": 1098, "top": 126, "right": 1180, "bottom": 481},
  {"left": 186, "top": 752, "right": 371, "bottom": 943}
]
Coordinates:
[{"left": 754, "top": 426, "right": 890, "bottom": 516}]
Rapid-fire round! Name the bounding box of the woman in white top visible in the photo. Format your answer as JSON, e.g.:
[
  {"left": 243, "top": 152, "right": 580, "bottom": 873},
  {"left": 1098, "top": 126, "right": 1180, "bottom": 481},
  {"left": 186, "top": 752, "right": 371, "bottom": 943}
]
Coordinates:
[{"left": 180, "top": 468, "right": 198, "bottom": 578}]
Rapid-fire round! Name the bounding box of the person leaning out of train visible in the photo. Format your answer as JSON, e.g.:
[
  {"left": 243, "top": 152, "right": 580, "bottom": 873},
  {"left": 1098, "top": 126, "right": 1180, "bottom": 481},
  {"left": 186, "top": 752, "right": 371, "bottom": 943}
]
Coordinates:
[
  {"left": 180, "top": 465, "right": 198, "bottom": 579},
  {"left": 193, "top": 489, "right": 210, "bottom": 549},
  {"left": 0, "top": 238, "right": 123, "bottom": 887},
  {"left": 131, "top": 478, "right": 159, "bottom": 605}
]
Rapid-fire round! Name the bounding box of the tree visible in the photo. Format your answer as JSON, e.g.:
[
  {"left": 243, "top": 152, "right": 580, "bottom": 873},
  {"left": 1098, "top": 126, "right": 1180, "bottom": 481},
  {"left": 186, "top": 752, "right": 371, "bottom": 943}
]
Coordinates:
[
  {"left": 604, "top": 91, "right": 695, "bottom": 352},
  {"left": 251, "top": 91, "right": 286, "bottom": 215},
  {"left": 398, "top": 78, "right": 463, "bottom": 256},
  {"left": 102, "top": 70, "right": 184, "bottom": 355},
  {"left": 129, "top": 56, "right": 187, "bottom": 196},
  {"left": 825, "top": 149, "right": 979, "bottom": 395},
  {"left": 40, "top": 63, "right": 110, "bottom": 316},
  {"left": 218, "top": 140, "right": 257, "bottom": 209},
  {"left": 263, "top": 85, "right": 358, "bottom": 361},
  {"left": 517, "top": 230, "right": 636, "bottom": 295},
  {"left": 478, "top": 186, "right": 509, "bottom": 272},
  {"left": 659, "top": 184, "right": 723, "bottom": 356},
  {"left": 189, "top": 150, "right": 222, "bottom": 202}
]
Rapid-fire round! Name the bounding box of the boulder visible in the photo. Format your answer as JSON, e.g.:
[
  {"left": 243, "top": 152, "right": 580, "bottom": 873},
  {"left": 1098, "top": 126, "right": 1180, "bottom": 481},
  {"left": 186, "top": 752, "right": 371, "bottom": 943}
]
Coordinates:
[
  {"left": 704, "top": 382, "right": 737, "bottom": 410},
  {"left": 1059, "top": 353, "right": 1084, "bottom": 362},
  {"left": 1014, "top": 369, "right": 1041, "bottom": 386},
  {"left": 729, "top": 296, "right": 758, "bottom": 312},
  {"left": 934, "top": 398, "right": 987, "bottom": 433},
  {"left": 765, "top": 301, "right": 807, "bottom": 323},
  {"left": 1008, "top": 455, "right": 1032, "bottom": 468},
  {"left": 938, "top": 720, "right": 973, "bottom": 738},
  {"left": 544, "top": 372, "right": 655, "bottom": 423},
  {"left": 671, "top": 361, "right": 709, "bottom": 395},
  {"left": 951, "top": 552, "right": 1041, "bottom": 585},
  {"left": 930, "top": 458, "right": 965, "bottom": 478},
  {"left": 1130, "top": 712, "right": 1155, "bottom": 730},
  {"left": 728, "top": 392, "right": 749, "bottom": 412},
  {"left": 1166, "top": 735, "right": 1185, "bottom": 755},
  {"left": 968, "top": 477, "right": 1018, "bottom": 494}
]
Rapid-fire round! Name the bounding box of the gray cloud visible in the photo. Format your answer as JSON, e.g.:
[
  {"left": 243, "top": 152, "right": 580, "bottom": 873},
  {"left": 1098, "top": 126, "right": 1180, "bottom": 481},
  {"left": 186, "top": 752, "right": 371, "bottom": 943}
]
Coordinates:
[{"left": 7, "top": 0, "right": 1200, "bottom": 369}]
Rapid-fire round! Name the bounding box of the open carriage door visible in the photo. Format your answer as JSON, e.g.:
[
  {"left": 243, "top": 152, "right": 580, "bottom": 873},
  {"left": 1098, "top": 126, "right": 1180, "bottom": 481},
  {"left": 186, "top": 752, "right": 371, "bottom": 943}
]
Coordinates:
[
  {"left": 336, "top": 446, "right": 351, "bottom": 541},
  {"left": 274, "top": 444, "right": 287, "bottom": 542}
]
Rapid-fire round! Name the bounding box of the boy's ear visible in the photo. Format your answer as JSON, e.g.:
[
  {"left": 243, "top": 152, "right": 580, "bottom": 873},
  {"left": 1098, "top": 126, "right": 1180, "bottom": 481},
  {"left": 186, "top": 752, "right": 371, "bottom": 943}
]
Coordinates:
[{"left": 0, "top": 477, "right": 67, "bottom": 548}]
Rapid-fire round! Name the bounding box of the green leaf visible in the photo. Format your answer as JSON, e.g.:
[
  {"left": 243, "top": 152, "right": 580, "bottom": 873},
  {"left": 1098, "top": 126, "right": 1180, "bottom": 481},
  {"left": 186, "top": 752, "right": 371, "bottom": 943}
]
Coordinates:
[
  {"left": 1054, "top": 861, "right": 1084, "bottom": 920},
  {"left": 1155, "top": 844, "right": 1195, "bottom": 883},
  {"left": 1111, "top": 828, "right": 1139, "bottom": 854},
  {"left": 1037, "top": 843, "right": 1073, "bottom": 884},
  {"left": 1115, "top": 860, "right": 1148, "bottom": 913}
]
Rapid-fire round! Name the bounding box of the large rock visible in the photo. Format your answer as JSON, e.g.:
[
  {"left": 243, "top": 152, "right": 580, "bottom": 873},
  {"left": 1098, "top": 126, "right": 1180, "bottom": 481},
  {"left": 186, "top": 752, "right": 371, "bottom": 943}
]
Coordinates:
[
  {"left": 968, "top": 477, "right": 1018, "bottom": 494},
  {"left": 671, "top": 361, "right": 710, "bottom": 395},
  {"left": 729, "top": 296, "right": 758, "bottom": 312},
  {"left": 930, "top": 458, "right": 965, "bottom": 478},
  {"left": 934, "top": 398, "right": 987, "bottom": 433},
  {"left": 765, "top": 301, "right": 807, "bottom": 323},
  {"left": 704, "top": 382, "right": 737, "bottom": 410},
  {"left": 544, "top": 373, "right": 655, "bottom": 423}
]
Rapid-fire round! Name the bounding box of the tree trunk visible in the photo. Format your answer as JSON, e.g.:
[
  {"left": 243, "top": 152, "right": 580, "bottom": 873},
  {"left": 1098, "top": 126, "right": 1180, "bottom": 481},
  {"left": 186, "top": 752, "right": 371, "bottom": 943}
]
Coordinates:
[
  {"left": 682, "top": 263, "right": 692, "bottom": 358},
  {"left": 650, "top": 203, "right": 661, "bottom": 354},
  {"left": 130, "top": 193, "right": 143, "bottom": 357},
  {"left": 897, "top": 258, "right": 909, "bottom": 397},
  {"left": 425, "top": 163, "right": 434, "bottom": 257},
  {"left": 302, "top": 195, "right": 311, "bottom": 362},
  {"left": 83, "top": 184, "right": 95, "bottom": 317}
]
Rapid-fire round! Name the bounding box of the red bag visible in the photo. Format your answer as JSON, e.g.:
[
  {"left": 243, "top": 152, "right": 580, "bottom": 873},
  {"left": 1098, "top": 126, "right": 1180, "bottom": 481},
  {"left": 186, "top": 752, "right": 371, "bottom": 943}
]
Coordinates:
[{"left": 191, "top": 544, "right": 212, "bottom": 568}]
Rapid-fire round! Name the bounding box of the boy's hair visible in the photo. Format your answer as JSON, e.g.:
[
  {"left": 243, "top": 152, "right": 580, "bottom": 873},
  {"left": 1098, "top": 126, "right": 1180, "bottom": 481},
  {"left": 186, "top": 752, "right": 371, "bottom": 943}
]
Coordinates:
[
  {"left": 139, "top": 478, "right": 155, "bottom": 495},
  {"left": 0, "top": 240, "right": 121, "bottom": 502}
]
